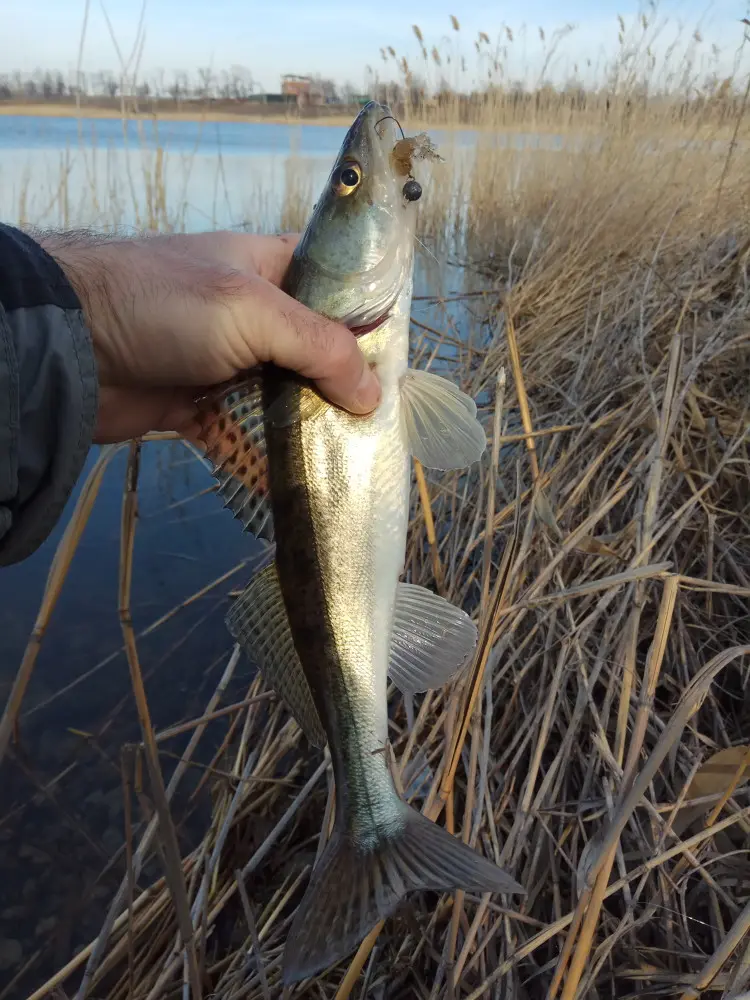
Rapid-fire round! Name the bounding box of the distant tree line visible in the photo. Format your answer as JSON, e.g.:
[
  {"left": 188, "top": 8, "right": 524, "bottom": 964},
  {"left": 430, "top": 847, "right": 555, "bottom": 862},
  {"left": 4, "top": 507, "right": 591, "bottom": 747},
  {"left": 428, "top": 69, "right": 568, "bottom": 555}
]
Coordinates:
[
  {"left": 0, "top": 67, "right": 353, "bottom": 105},
  {"left": 1, "top": 64, "right": 746, "bottom": 131}
]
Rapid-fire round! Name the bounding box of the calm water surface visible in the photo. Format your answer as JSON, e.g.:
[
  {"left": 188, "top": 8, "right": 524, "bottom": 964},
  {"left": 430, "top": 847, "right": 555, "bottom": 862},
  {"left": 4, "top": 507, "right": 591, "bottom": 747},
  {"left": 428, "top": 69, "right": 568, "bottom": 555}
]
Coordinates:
[
  {"left": 0, "top": 115, "right": 347, "bottom": 231},
  {"left": 0, "top": 113, "right": 572, "bottom": 232},
  {"left": 0, "top": 114, "right": 495, "bottom": 996}
]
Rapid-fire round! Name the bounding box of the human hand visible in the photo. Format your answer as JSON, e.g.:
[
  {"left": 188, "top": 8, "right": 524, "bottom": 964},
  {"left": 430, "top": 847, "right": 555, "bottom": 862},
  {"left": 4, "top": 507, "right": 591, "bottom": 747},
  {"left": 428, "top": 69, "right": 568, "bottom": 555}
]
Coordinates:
[{"left": 38, "top": 230, "right": 382, "bottom": 444}]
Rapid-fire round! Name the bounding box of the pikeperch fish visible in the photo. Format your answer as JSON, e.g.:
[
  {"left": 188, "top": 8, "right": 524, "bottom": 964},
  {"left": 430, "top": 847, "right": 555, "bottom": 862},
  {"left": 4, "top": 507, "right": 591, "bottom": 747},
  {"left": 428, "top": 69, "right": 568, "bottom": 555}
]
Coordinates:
[{"left": 197, "top": 102, "right": 523, "bottom": 983}]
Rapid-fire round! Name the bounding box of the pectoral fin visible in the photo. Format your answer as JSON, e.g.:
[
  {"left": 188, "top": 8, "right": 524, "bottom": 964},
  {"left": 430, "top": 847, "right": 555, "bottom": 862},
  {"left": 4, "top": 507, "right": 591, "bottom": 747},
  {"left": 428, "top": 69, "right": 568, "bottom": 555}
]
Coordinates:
[
  {"left": 400, "top": 368, "right": 486, "bottom": 470},
  {"left": 225, "top": 565, "right": 326, "bottom": 748},
  {"left": 196, "top": 375, "right": 274, "bottom": 541}
]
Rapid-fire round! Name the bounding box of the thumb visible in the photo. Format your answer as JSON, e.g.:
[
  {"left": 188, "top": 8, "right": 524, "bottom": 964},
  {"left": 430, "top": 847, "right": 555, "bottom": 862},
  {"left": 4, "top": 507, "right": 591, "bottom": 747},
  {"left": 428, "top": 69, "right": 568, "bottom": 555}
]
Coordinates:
[{"left": 231, "top": 277, "right": 382, "bottom": 414}]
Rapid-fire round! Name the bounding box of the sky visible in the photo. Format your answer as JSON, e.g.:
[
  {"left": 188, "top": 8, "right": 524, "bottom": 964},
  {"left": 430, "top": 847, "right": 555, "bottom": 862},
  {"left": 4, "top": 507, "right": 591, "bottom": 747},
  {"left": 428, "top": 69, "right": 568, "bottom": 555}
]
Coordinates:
[{"left": 2, "top": 0, "right": 749, "bottom": 92}]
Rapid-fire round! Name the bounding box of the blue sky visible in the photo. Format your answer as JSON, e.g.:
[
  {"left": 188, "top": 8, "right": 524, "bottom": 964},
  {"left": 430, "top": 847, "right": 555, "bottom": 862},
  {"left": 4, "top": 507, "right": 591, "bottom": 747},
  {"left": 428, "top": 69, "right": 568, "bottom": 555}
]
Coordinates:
[{"left": 3, "top": 0, "right": 748, "bottom": 91}]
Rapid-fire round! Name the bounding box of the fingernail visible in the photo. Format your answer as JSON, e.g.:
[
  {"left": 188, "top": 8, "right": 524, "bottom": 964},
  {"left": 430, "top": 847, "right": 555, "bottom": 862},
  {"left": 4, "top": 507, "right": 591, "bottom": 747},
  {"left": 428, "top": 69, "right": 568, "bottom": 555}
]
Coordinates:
[{"left": 353, "top": 364, "right": 381, "bottom": 413}]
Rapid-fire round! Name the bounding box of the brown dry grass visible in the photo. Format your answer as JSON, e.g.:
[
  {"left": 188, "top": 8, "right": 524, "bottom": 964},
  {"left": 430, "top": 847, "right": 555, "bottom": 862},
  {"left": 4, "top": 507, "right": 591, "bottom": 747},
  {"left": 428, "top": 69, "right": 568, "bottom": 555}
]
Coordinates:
[{"left": 2, "top": 27, "right": 750, "bottom": 1000}]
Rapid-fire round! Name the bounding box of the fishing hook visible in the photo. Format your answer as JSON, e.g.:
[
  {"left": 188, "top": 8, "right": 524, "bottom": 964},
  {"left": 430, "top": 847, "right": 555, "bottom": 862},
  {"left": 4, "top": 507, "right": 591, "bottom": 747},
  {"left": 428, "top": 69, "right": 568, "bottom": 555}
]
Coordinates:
[
  {"left": 374, "top": 114, "right": 423, "bottom": 201},
  {"left": 374, "top": 114, "right": 406, "bottom": 140}
]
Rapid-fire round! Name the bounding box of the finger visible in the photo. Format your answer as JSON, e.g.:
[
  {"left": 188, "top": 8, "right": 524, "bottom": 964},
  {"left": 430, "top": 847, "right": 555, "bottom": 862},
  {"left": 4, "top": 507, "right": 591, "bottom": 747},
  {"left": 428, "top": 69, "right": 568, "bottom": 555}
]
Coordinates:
[
  {"left": 94, "top": 387, "right": 198, "bottom": 444},
  {"left": 193, "top": 232, "right": 301, "bottom": 286},
  {"left": 245, "top": 233, "right": 301, "bottom": 286},
  {"left": 233, "top": 278, "right": 381, "bottom": 414}
]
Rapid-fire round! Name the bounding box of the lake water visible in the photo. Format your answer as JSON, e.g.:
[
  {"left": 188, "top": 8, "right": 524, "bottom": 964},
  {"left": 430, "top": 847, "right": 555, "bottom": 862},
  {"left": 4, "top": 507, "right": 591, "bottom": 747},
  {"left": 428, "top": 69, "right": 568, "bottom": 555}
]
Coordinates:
[
  {"left": 0, "top": 114, "right": 352, "bottom": 232},
  {"left": 0, "top": 113, "right": 501, "bottom": 997},
  {"left": 0, "top": 113, "right": 575, "bottom": 234}
]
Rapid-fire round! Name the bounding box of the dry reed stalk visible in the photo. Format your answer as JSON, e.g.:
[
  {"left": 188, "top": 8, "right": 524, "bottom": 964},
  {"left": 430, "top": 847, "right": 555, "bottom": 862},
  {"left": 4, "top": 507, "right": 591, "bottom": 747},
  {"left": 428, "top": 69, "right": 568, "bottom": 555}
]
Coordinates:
[
  {"left": 234, "top": 871, "right": 271, "bottom": 1000},
  {"left": 504, "top": 310, "right": 539, "bottom": 483},
  {"left": 481, "top": 368, "right": 506, "bottom": 607},
  {"left": 414, "top": 457, "right": 444, "bottom": 591},
  {"left": 115, "top": 440, "right": 203, "bottom": 1000}
]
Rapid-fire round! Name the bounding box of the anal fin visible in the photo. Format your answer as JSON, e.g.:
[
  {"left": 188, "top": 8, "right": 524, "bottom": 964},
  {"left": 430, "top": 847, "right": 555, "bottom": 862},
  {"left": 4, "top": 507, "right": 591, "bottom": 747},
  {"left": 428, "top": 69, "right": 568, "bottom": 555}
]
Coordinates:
[
  {"left": 400, "top": 367, "right": 487, "bottom": 470},
  {"left": 226, "top": 564, "right": 326, "bottom": 748}
]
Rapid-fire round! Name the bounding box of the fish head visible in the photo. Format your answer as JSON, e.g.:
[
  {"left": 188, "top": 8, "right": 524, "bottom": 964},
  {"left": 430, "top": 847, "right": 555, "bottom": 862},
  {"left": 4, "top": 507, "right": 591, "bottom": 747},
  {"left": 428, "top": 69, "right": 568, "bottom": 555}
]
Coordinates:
[{"left": 286, "top": 101, "right": 420, "bottom": 333}]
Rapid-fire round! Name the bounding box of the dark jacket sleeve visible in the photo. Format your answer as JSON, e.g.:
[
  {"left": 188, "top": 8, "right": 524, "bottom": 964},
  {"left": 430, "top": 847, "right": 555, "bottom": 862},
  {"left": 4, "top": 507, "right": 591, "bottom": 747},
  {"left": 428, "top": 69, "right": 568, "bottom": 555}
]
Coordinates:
[{"left": 0, "top": 224, "right": 98, "bottom": 566}]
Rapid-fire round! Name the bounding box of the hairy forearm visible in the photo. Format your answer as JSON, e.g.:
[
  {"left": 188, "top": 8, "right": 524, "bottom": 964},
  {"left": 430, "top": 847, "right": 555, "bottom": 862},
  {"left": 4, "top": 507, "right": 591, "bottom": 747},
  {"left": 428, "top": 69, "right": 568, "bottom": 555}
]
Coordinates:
[
  {"left": 30, "top": 228, "right": 255, "bottom": 390},
  {"left": 32, "top": 229, "right": 136, "bottom": 386},
  {"left": 33, "top": 227, "right": 118, "bottom": 297}
]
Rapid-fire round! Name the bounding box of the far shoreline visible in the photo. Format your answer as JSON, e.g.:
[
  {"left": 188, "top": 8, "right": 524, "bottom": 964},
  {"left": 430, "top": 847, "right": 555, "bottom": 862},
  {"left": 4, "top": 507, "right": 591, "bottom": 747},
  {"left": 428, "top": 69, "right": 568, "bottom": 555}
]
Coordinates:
[
  {"left": 1, "top": 100, "right": 741, "bottom": 143},
  {"left": 0, "top": 101, "right": 596, "bottom": 136},
  {"left": 0, "top": 101, "right": 359, "bottom": 127}
]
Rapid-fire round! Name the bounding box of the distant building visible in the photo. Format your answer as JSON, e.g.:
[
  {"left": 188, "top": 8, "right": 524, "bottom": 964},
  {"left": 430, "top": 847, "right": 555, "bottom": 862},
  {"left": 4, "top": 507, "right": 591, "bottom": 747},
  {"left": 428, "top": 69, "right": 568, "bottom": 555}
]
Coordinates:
[{"left": 281, "top": 74, "right": 325, "bottom": 107}]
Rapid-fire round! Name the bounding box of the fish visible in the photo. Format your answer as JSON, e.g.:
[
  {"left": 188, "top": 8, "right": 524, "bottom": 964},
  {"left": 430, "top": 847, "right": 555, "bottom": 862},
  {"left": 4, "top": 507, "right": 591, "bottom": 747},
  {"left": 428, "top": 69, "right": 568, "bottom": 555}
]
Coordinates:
[{"left": 196, "top": 101, "right": 524, "bottom": 984}]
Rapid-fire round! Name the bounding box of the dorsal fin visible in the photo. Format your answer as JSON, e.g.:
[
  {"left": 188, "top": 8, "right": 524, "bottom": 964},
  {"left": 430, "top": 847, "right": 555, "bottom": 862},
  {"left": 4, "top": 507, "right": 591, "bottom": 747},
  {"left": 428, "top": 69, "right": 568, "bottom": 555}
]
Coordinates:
[
  {"left": 196, "top": 374, "right": 274, "bottom": 541},
  {"left": 226, "top": 564, "right": 326, "bottom": 748}
]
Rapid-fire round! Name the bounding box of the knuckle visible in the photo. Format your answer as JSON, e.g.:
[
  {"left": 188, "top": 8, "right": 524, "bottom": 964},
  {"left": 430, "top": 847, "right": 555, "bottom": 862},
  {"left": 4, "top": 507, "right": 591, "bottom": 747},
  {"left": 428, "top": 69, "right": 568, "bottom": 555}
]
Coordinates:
[{"left": 207, "top": 266, "right": 258, "bottom": 304}]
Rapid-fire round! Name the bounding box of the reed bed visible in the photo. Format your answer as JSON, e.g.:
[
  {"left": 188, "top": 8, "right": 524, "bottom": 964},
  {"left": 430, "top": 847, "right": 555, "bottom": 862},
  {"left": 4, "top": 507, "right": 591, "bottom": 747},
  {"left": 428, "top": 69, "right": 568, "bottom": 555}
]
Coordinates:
[
  {"left": 369, "top": 12, "right": 750, "bottom": 142},
  {"left": 2, "top": 44, "right": 750, "bottom": 1000}
]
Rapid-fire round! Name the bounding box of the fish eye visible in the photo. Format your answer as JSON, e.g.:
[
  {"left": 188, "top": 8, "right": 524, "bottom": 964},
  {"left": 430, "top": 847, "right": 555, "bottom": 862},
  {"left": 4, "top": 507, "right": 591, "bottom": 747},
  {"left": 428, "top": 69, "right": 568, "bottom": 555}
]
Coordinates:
[
  {"left": 403, "top": 179, "right": 422, "bottom": 202},
  {"left": 334, "top": 162, "right": 362, "bottom": 195}
]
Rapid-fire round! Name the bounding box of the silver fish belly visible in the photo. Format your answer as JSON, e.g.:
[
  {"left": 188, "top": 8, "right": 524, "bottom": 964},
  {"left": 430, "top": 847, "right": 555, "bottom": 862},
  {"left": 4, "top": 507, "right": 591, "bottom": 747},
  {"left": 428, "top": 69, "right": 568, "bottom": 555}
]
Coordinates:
[{"left": 293, "top": 285, "right": 412, "bottom": 838}]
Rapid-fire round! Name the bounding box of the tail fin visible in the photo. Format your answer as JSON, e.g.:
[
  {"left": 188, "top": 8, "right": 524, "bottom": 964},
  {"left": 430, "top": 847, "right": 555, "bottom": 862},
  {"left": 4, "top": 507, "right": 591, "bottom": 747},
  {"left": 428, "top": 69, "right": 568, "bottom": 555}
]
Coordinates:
[{"left": 282, "top": 803, "right": 524, "bottom": 984}]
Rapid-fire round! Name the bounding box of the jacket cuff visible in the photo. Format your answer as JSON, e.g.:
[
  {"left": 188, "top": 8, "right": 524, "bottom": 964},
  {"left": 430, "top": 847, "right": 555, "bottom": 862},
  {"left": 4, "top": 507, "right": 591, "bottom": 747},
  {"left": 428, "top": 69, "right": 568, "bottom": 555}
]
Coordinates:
[{"left": 0, "top": 224, "right": 99, "bottom": 566}]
